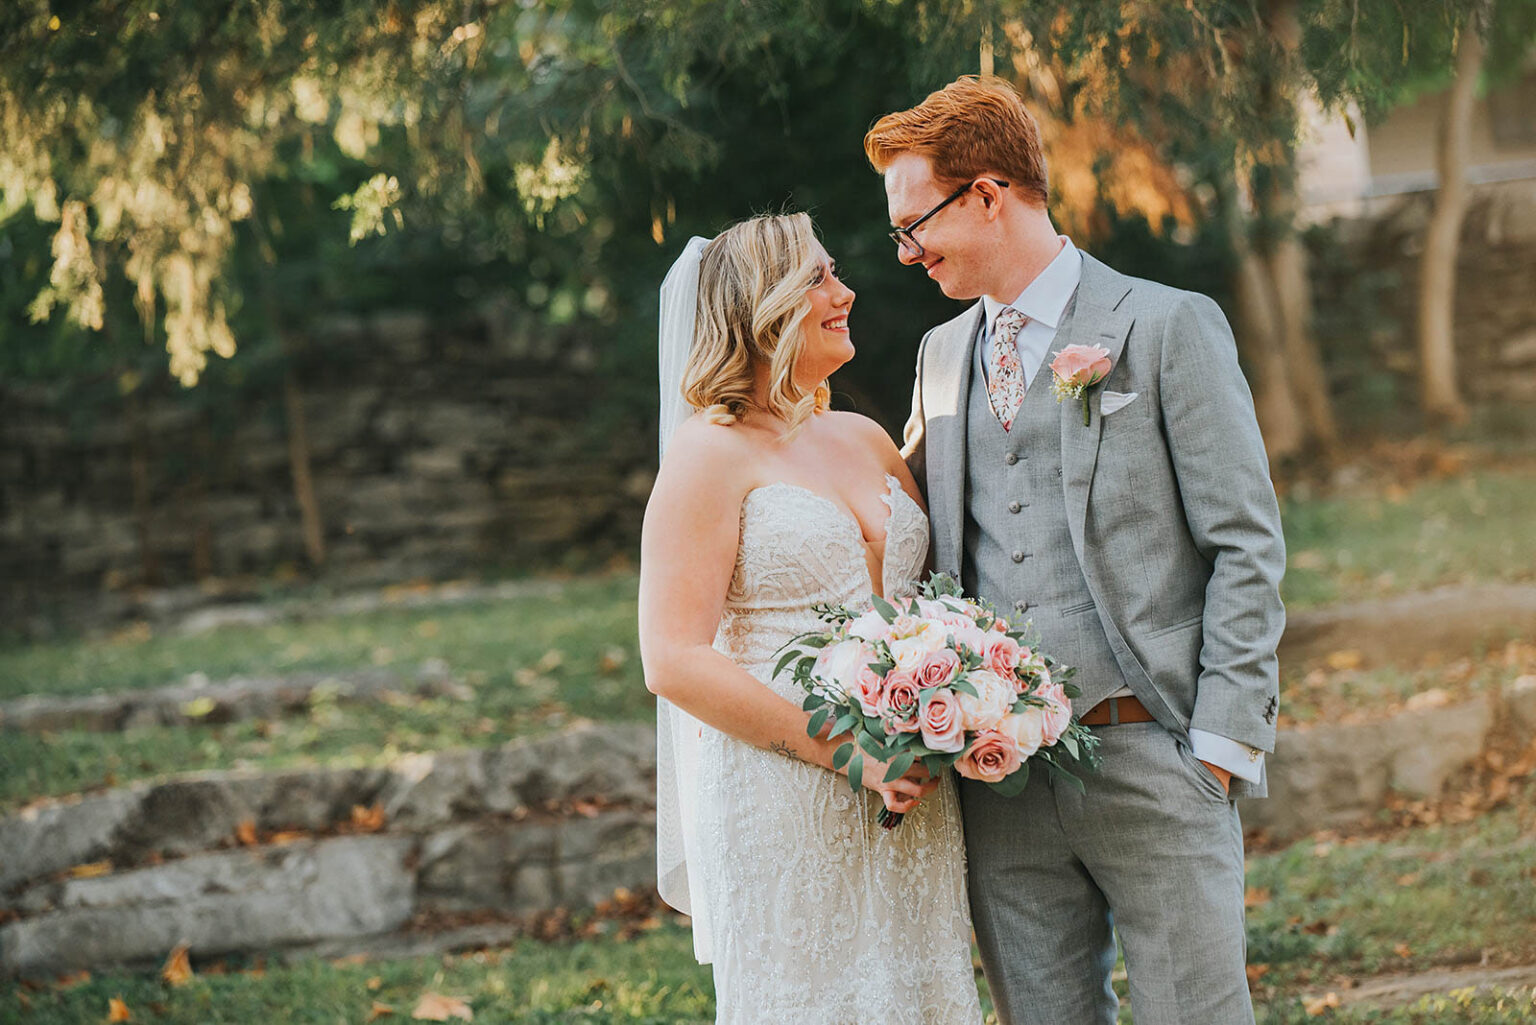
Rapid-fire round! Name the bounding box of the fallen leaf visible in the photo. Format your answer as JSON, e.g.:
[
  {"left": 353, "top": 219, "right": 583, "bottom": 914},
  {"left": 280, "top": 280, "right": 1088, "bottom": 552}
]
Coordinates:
[
  {"left": 1303, "top": 992, "right": 1342, "bottom": 1016},
  {"left": 411, "top": 992, "right": 474, "bottom": 1021},
  {"left": 53, "top": 969, "right": 90, "bottom": 988},
  {"left": 367, "top": 976, "right": 384, "bottom": 991},
  {"left": 1244, "top": 887, "right": 1271, "bottom": 909},
  {"left": 108, "top": 996, "right": 132, "bottom": 1022},
  {"left": 571, "top": 799, "right": 602, "bottom": 819},
  {"left": 352, "top": 804, "right": 388, "bottom": 832},
  {"left": 235, "top": 819, "right": 258, "bottom": 846},
  {"left": 161, "top": 944, "right": 194, "bottom": 987},
  {"left": 1404, "top": 688, "right": 1451, "bottom": 711},
  {"left": 1394, "top": 942, "right": 1412, "bottom": 958},
  {"left": 1245, "top": 963, "right": 1270, "bottom": 985},
  {"left": 1323, "top": 650, "right": 1364, "bottom": 672},
  {"left": 181, "top": 696, "right": 217, "bottom": 719},
  {"left": 67, "top": 860, "right": 113, "bottom": 879},
  {"left": 598, "top": 647, "right": 628, "bottom": 674},
  {"left": 368, "top": 1000, "right": 396, "bottom": 1021},
  {"left": 1396, "top": 872, "right": 1421, "bottom": 887},
  {"left": 268, "top": 830, "right": 307, "bottom": 846},
  {"left": 534, "top": 649, "right": 564, "bottom": 673}
]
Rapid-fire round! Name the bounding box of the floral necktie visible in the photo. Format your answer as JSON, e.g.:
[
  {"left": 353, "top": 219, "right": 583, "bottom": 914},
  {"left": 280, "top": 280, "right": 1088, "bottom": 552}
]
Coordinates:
[{"left": 987, "top": 306, "right": 1029, "bottom": 431}]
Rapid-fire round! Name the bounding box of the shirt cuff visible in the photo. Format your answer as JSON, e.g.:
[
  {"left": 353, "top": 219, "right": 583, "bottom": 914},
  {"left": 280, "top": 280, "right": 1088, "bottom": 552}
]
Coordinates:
[{"left": 1188, "top": 729, "right": 1265, "bottom": 785}]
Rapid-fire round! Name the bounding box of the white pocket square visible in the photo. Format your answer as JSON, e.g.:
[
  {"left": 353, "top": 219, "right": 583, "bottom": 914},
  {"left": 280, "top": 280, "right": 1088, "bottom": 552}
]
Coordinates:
[{"left": 1100, "top": 390, "right": 1140, "bottom": 416}]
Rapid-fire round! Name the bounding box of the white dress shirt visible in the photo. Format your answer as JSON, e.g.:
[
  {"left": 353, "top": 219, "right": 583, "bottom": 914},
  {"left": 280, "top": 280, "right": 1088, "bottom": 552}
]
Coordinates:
[{"left": 979, "top": 235, "right": 1265, "bottom": 786}]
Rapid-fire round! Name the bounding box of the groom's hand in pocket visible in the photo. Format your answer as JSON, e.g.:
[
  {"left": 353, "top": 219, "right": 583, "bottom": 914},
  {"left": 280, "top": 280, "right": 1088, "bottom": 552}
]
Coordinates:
[{"left": 1199, "top": 759, "right": 1232, "bottom": 795}]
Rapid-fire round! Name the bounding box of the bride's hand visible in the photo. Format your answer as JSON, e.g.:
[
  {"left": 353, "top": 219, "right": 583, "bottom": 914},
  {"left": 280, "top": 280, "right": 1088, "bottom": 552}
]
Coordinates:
[{"left": 858, "top": 756, "right": 940, "bottom": 815}]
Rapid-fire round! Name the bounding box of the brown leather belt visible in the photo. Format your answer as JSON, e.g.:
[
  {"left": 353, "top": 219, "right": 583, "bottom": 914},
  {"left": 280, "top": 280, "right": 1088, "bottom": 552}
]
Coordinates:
[{"left": 1078, "top": 695, "right": 1156, "bottom": 727}]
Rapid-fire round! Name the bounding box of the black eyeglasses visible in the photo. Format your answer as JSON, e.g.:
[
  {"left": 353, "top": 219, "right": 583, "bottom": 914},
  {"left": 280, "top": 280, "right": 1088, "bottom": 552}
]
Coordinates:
[{"left": 889, "top": 178, "right": 1010, "bottom": 259}]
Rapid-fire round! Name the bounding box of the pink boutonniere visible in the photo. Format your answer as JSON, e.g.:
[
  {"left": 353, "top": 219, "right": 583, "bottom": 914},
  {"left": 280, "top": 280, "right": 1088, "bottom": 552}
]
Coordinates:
[{"left": 1049, "top": 344, "right": 1113, "bottom": 426}]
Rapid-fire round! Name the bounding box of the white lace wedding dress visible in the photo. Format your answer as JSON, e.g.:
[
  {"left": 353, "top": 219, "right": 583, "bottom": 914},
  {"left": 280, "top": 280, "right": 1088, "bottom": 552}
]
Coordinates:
[{"left": 693, "top": 474, "right": 984, "bottom": 1025}]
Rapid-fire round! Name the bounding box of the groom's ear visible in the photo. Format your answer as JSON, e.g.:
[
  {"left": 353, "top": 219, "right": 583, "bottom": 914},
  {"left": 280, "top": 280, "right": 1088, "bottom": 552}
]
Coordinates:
[{"left": 973, "top": 178, "right": 1007, "bottom": 218}]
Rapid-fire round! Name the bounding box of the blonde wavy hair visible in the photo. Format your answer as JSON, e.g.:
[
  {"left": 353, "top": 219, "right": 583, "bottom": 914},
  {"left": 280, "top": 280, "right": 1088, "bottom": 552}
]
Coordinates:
[{"left": 682, "top": 212, "right": 831, "bottom": 435}]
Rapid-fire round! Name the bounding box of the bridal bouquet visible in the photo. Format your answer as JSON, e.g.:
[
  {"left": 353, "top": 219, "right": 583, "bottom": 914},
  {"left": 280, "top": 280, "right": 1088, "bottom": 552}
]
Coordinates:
[{"left": 776, "top": 574, "right": 1099, "bottom": 828}]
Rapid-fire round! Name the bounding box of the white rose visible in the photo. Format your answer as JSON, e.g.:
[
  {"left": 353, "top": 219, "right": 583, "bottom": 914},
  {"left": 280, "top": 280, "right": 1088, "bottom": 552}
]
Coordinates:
[
  {"left": 888, "top": 636, "right": 929, "bottom": 672},
  {"left": 846, "top": 610, "right": 890, "bottom": 644},
  {"left": 957, "top": 669, "right": 1014, "bottom": 732},
  {"left": 916, "top": 620, "right": 950, "bottom": 653},
  {"left": 814, "top": 639, "right": 870, "bottom": 697},
  {"left": 997, "top": 706, "right": 1046, "bottom": 760}
]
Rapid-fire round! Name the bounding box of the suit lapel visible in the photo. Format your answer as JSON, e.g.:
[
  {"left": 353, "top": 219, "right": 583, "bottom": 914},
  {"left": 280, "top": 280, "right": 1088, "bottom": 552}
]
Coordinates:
[
  {"left": 1057, "top": 255, "right": 1133, "bottom": 567},
  {"left": 923, "top": 304, "right": 984, "bottom": 575}
]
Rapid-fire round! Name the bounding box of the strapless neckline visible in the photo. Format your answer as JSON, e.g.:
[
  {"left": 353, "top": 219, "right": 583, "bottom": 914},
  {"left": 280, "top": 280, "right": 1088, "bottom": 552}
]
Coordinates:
[{"left": 743, "top": 474, "right": 918, "bottom": 598}]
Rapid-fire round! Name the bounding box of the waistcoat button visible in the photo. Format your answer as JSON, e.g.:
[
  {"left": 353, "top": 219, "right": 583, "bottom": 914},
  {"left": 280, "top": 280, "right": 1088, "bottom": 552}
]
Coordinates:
[
  {"left": 1005, "top": 452, "right": 1018, "bottom": 465},
  {"left": 1008, "top": 501, "right": 1022, "bottom": 514}
]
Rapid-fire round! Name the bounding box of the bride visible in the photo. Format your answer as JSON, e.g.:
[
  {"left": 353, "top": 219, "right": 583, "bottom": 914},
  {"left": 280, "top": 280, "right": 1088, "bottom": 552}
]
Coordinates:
[{"left": 638, "top": 212, "right": 985, "bottom": 1024}]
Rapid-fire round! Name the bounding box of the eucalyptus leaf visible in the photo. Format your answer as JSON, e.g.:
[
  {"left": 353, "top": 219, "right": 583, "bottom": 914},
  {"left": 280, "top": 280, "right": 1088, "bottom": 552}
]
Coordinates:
[{"left": 846, "top": 752, "right": 864, "bottom": 793}]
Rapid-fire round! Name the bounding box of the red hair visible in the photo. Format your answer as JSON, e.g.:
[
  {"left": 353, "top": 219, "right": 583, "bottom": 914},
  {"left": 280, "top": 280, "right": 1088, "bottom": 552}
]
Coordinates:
[{"left": 864, "top": 76, "right": 1048, "bottom": 205}]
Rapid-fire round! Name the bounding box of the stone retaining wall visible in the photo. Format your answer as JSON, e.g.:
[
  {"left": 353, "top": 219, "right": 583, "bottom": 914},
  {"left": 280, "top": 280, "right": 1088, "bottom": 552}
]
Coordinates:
[
  {"left": 0, "top": 725, "right": 655, "bottom": 976},
  {"left": 4, "top": 678, "right": 1533, "bottom": 977}
]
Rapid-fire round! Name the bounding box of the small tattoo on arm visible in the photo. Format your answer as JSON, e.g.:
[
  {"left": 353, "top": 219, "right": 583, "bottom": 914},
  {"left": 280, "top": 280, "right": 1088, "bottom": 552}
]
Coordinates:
[{"left": 769, "top": 740, "right": 804, "bottom": 762}]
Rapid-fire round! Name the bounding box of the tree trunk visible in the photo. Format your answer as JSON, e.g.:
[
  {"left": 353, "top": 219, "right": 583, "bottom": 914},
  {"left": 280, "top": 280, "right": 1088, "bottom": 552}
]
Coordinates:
[
  {"left": 1417, "top": 4, "right": 1486, "bottom": 425},
  {"left": 1218, "top": 167, "right": 1305, "bottom": 466},
  {"left": 1231, "top": 229, "right": 1306, "bottom": 465},
  {"left": 125, "top": 388, "right": 160, "bottom": 587},
  {"left": 1257, "top": 0, "right": 1339, "bottom": 458},
  {"left": 1267, "top": 233, "right": 1338, "bottom": 453},
  {"left": 283, "top": 360, "right": 326, "bottom": 568}
]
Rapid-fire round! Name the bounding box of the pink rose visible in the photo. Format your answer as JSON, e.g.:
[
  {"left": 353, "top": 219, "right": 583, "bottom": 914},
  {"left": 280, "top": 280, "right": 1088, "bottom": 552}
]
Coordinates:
[
  {"left": 854, "top": 664, "right": 886, "bottom": 716},
  {"left": 877, "top": 670, "right": 922, "bottom": 733},
  {"left": 983, "top": 635, "right": 1022, "bottom": 679},
  {"left": 917, "top": 650, "right": 961, "bottom": 689},
  {"left": 991, "top": 618, "right": 1010, "bottom": 633},
  {"left": 919, "top": 688, "right": 965, "bottom": 753},
  {"left": 1049, "top": 344, "right": 1113, "bottom": 390},
  {"left": 955, "top": 730, "right": 1023, "bottom": 783},
  {"left": 1035, "top": 681, "right": 1073, "bottom": 745}
]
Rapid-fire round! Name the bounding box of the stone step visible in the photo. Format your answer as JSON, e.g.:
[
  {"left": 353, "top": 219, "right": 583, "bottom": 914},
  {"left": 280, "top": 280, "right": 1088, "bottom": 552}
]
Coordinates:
[
  {"left": 1279, "top": 582, "right": 1536, "bottom": 669},
  {"left": 0, "top": 665, "right": 472, "bottom": 734},
  {"left": 0, "top": 723, "right": 655, "bottom": 894}
]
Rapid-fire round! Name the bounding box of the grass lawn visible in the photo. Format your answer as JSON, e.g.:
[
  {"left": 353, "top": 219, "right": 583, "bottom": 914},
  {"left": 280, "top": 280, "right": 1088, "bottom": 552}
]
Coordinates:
[
  {"left": 9, "top": 782, "right": 1534, "bottom": 1025},
  {"left": 0, "top": 574, "right": 650, "bottom": 810},
  {"left": 2, "top": 469, "right": 1534, "bottom": 811},
  {"left": 1279, "top": 469, "right": 1536, "bottom": 610}
]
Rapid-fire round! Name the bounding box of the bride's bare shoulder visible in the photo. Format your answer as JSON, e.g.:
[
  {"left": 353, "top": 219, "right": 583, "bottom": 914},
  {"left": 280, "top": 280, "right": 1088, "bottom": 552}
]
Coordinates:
[
  {"left": 655, "top": 413, "right": 758, "bottom": 493},
  {"left": 822, "top": 410, "right": 900, "bottom": 457}
]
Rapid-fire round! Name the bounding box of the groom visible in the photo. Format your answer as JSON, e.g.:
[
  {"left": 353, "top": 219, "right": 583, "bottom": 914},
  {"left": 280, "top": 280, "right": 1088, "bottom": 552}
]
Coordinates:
[{"left": 866, "top": 77, "right": 1285, "bottom": 1025}]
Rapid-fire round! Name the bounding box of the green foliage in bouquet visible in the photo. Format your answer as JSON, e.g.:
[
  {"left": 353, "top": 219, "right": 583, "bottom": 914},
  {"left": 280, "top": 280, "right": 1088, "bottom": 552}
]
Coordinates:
[{"left": 775, "top": 573, "right": 1100, "bottom": 815}]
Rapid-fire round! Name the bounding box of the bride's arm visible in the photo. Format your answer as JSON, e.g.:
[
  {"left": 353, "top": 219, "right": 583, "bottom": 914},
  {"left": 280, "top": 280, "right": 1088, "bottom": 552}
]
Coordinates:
[{"left": 639, "top": 420, "right": 931, "bottom": 807}]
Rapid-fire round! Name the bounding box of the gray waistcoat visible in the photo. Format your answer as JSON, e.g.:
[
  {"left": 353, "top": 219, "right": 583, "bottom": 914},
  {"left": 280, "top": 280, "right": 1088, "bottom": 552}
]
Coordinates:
[{"left": 961, "top": 330, "right": 1128, "bottom": 710}]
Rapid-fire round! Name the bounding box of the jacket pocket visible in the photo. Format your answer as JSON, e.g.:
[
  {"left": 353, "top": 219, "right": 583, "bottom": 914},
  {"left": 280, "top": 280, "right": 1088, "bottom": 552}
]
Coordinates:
[
  {"left": 1145, "top": 613, "right": 1203, "bottom": 639},
  {"left": 1060, "top": 600, "right": 1098, "bottom": 617}
]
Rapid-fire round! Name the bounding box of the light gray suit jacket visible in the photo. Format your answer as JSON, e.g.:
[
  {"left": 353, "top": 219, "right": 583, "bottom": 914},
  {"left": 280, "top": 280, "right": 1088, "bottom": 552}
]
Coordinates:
[{"left": 903, "top": 253, "right": 1285, "bottom": 800}]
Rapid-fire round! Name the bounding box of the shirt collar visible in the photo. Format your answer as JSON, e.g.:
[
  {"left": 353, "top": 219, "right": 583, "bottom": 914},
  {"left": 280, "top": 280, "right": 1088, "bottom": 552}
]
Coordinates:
[{"left": 982, "top": 236, "right": 1082, "bottom": 334}]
